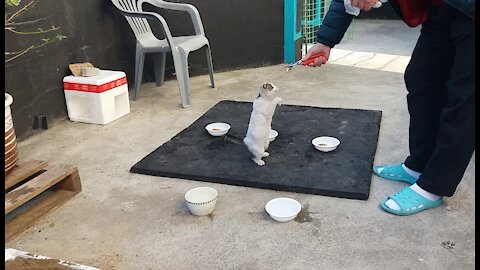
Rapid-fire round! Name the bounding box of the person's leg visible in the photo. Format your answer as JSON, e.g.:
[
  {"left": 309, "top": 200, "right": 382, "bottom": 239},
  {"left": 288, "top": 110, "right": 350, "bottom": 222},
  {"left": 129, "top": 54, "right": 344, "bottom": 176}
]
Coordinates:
[
  {"left": 373, "top": 5, "right": 454, "bottom": 184},
  {"left": 415, "top": 6, "right": 475, "bottom": 197},
  {"left": 403, "top": 6, "right": 454, "bottom": 173},
  {"left": 381, "top": 5, "right": 475, "bottom": 215}
]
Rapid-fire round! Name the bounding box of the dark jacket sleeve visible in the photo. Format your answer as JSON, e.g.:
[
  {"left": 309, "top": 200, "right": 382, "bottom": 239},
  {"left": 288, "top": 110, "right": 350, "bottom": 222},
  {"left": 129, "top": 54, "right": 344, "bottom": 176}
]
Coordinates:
[
  {"left": 443, "top": 0, "right": 475, "bottom": 19},
  {"left": 315, "top": 0, "right": 354, "bottom": 48}
]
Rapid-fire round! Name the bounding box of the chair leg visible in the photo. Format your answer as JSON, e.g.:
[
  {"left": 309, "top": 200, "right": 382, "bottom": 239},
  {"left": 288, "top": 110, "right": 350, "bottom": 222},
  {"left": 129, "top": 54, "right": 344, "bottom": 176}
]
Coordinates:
[
  {"left": 154, "top": 52, "right": 166, "bottom": 87},
  {"left": 205, "top": 45, "right": 215, "bottom": 88},
  {"left": 172, "top": 48, "right": 191, "bottom": 108},
  {"left": 134, "top": 44, "right": 145, "bottom": 101}
]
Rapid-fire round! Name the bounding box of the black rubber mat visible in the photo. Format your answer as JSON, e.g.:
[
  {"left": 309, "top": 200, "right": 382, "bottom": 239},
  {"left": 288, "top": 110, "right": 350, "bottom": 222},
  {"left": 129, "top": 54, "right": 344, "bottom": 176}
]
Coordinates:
[{"left": 131, "top": 100, "right": 382, "bottom": 200}]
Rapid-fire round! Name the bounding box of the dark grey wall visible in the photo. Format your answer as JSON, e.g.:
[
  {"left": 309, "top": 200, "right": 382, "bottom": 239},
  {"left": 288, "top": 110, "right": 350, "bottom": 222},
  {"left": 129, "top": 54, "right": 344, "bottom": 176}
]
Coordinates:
[{"left": 5, "top": 0, "right": 284, "bottom": 141}]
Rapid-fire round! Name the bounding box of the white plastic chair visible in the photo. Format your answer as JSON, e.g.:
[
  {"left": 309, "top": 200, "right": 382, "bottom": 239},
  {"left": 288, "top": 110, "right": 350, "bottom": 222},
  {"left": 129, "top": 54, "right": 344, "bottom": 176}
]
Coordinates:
[{"left": 110, "top": 0, "right": 215, "bottom": 108}]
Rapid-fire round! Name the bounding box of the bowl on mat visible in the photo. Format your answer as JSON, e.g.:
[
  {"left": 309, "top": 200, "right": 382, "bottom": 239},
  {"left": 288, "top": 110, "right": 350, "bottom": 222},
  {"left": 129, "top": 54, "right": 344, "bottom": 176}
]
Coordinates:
[
  {"left": 269, "top": 129, "right": 278, "bottom": 142},
  {"left": 265, "top": 197, "right": 302, "bottom": 222},
  {"left": 205, "top": 122, "right": 230, "bottom": 136},
  {"left": 312, "top": 136, "right": 340, "bottom": 152},
  {"left": 185, "top": 187, "right": 218, "bottom": 216}
]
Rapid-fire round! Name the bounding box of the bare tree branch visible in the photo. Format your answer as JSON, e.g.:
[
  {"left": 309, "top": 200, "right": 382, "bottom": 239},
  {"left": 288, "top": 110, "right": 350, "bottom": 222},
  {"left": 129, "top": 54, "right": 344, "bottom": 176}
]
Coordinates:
[
  {"left": 5, "top": 0, "right": 66, "bottom": 64},
  {"left": 5, "top": 45, "right": 35, "bottom": 63},
  {"left": 5, "top": 0, "right": 38, "bottom": 23},
  {"left": 5, "top": 36, "right": 60, "bottom": 63},
  {"left": 6, "top": 26, "right": 59, "bottom": 35},
  {"left": 6, "top": 16, "right": 48, "bottom": 26}
]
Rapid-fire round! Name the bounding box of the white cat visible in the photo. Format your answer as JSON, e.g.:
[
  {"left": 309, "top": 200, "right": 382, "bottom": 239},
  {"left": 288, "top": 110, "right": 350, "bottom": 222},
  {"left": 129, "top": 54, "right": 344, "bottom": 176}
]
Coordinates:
[{"left": 243, "top": 82, "right": 283, "bottom": 166}]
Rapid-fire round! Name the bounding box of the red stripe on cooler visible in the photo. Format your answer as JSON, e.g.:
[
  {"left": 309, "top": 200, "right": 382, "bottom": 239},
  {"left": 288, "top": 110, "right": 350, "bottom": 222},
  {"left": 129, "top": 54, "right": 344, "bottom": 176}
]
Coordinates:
[{"left": 64, "top": 76, "right": 127, "bottom": 93}]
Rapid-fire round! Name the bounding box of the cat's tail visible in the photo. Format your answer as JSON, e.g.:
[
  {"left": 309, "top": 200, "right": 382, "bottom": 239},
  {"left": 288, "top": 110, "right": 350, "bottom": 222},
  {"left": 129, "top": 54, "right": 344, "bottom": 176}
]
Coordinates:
[{"left": 220, "top": 134, "right": 245, "bottom": 146}]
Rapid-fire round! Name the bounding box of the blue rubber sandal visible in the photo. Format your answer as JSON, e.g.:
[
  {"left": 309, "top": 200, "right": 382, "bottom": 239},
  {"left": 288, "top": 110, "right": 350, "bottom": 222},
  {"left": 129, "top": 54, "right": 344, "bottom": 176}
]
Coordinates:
[
  {"left": 380, "top": 186, "right": 443, "bottom": 216},
  {"left": 373, "top": 163, "right": 417, "bottom": 185}
]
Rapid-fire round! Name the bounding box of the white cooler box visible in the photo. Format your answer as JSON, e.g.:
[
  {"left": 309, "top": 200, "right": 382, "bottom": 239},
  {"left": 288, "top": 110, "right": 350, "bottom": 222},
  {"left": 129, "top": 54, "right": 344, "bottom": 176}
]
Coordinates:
[{"left": 63, "top": 70, "right": 130, "bottom": 125}]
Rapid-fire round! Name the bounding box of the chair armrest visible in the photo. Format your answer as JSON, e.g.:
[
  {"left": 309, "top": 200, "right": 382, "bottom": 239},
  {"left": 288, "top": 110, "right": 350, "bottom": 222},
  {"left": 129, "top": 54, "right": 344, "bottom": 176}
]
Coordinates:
[
  {"left": 141, "top": 0, "right": 205, "bottom": 36},
  {"left": 114, "top": 7, "right": 175, "bottom": 45}
]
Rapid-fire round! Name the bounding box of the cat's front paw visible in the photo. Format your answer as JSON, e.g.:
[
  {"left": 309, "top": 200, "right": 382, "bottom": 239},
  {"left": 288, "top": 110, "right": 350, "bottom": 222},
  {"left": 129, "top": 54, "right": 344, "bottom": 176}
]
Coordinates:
[
  {"left": 253, "top": 158, "right": 265, "bottom": 166},
  {"left": 262, "top": 152, "right": 270, "bottom": 157},
  {"left": 276, "top": 97, "right": 283, "bottom": 106}
]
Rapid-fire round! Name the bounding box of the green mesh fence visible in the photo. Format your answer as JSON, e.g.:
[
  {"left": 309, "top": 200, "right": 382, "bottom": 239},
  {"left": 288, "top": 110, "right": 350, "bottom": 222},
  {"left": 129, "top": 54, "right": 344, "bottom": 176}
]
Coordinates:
[{"left": 301, "top": 0, "right": 354, "bottom": 56}]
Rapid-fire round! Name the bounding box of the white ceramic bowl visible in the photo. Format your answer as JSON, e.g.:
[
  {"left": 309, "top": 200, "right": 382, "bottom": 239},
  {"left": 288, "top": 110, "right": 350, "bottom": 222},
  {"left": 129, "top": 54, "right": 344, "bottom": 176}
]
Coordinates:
[
  {"left": 185, "top": 187, "right": 218, "bottom": 216},
  {"left": 269, "top": 129, "right": 278, "bottom": 142},
  {"left": 312, "top": 136, "right": 340, "bottom": 152},
  {"left": 205, "top": 122, "right": 230, "bottom": 136},
  {"left": 265, "top": 197, "right": 302, "bottom": 222}
]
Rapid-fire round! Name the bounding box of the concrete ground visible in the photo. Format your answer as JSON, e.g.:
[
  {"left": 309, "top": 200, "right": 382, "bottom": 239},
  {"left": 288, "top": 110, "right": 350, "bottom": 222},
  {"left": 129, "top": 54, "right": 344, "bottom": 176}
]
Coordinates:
[{"left": 8, "top": 20, "right": 475, "bottom": 269}]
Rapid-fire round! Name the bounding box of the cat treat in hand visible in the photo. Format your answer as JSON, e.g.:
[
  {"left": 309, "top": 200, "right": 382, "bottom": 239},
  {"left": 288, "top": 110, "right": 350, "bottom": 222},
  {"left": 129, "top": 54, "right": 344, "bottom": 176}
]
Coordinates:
[{"left": 243, "top": 82, "right": 283, "bottom": 166}]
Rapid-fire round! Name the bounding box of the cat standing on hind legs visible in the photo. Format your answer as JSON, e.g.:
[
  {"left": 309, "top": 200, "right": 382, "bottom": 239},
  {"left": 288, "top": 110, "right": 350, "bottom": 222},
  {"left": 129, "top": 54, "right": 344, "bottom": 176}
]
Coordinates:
[{"left": 244, "top": 83, "right": 282, "bottom": 166}]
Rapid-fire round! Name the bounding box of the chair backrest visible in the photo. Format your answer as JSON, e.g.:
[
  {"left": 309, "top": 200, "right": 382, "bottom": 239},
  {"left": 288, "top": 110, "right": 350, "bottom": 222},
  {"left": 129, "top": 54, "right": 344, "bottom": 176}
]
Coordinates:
[{"left": 111, "top": 0, "right": 156, "bottom": 40}]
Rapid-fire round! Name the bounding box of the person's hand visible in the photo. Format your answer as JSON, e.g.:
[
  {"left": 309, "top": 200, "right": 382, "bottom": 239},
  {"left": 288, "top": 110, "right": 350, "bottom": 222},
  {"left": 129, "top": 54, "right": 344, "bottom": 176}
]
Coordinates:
[
  {"left": 350, "top": 0, "right": 378, "bottom": 11},
  {"left": 301, "top": 43, "right": 331, "bottom": 67}
]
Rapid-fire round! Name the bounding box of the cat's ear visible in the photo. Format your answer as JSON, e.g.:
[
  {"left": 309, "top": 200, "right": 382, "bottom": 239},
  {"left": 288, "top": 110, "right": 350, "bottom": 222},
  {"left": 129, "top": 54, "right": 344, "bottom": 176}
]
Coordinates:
[{"left": 259, "top": 84, "right": 267, "bottom": 95}]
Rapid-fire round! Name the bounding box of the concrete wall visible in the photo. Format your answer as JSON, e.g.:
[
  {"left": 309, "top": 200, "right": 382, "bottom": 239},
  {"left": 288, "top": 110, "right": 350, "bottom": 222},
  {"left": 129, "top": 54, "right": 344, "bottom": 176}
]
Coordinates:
[{"left": 5, "top": 0, "right": 284, "bottom": 140}]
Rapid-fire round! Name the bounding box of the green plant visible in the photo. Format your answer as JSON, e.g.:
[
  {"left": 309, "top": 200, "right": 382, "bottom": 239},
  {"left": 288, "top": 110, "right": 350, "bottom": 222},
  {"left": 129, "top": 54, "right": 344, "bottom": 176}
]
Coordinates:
[{"left": 5, "top": 0, "right": 66, "bottom": 63}]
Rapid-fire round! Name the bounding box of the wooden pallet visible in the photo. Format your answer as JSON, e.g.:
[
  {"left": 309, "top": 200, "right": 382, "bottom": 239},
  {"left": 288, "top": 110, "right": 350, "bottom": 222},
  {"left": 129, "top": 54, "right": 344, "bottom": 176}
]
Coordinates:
[
  {"left": 5, "top": 248, "right": 99, "bottom": 269},
  {"left": 5, "top": 160, "right": 82, "bottom": 243}
]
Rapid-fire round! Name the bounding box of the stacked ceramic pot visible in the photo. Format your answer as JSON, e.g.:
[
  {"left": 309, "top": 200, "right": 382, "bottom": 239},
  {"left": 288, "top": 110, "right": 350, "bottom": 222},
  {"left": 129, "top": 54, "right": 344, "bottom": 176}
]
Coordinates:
[{"left": 5, "top": 93, "right": 18, "bottom": 175}]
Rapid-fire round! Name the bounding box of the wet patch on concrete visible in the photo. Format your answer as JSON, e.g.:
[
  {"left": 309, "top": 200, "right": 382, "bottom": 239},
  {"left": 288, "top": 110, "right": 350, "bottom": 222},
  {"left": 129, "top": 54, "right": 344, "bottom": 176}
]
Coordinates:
[
  {"left": 294, "top": 203, "right": 316, "bottom": 223},
  {"left": 247, "top": 204, "right": 318, "bottom": 223}
]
